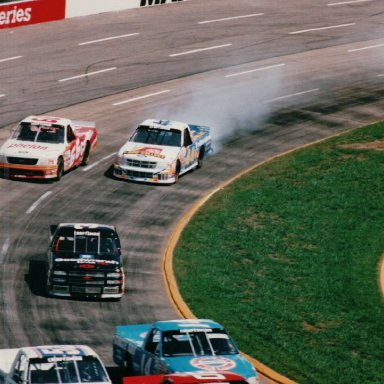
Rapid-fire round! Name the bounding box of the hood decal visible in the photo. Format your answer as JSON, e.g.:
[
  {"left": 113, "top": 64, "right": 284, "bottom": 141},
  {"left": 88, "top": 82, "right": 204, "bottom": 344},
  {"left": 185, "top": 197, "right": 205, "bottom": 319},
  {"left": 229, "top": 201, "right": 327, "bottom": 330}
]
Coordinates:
[
  {"left": 8, "top": 143, "right": 49, "bottom": 151},
  {"left": 123, "top": 146, "right": 166, "bottom": 159},
  {"left": 55, "top": 258, "right": 118, "bottom": 265},
  {"left": 189, "top": 357, "right": 236, "bottom": 371}
]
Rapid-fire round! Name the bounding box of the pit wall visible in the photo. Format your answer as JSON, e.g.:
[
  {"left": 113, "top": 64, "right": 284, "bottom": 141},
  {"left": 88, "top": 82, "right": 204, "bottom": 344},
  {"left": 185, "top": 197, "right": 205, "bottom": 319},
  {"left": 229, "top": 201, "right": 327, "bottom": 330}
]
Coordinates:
[{"left": 0, "top": 0, "right": 185, "bottom": 29}]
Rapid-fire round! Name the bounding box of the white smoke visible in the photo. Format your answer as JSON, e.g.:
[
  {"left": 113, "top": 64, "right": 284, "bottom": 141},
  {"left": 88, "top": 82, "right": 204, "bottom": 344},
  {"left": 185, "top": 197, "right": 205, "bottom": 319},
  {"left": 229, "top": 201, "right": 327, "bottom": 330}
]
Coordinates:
[{"left": 149, "top": 65, "right": 285, "bottom": 151}]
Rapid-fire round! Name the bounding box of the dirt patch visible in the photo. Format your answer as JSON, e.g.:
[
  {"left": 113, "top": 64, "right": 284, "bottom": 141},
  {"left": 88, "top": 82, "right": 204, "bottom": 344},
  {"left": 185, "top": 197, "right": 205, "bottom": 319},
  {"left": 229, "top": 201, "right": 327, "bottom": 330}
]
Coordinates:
[
  {"left": 340, "top": 141, "right": 384, "bottom": 151},
  {"left": 302, "top": 320, "right": 342, "bottom": 333}
]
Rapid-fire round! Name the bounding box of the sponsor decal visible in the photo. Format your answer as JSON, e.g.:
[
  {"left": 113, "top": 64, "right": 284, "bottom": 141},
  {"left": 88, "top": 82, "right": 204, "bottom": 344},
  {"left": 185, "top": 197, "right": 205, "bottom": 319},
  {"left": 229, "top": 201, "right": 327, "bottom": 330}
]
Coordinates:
[
  {"left": 180, "top": 328, "right": 212, "bottom": 333},
  {"left": 79, "top": 264, "right": 95, "bottom": 269},
  {"left": 31, "top": 117, "right": 60, "bottom": 124},
  {"left": 75, "top": 230, "right": 99, "bottom": 236},
  {"left": 124, "top": 146, "right": 166, "bottom": 159},
  {"left": 80, "top": 254, "right": 94, "bottom": 260},
  {"left": 0, "top": 0, "right": 65, "bottom": 29},
  {"left": 140, "top": 0, "right": 183, "bottom": 6},
  {"left": 38, "top": 346, "right": 83, "bottom": 356},
  {"left": 190, "top": 357, "right": 237, "bottom": 371},
  {"left": 8, "top": 143, "right": 48, "bottom": 150},
  {"left": 48, "top": 356, "right": 83, "bottom": 362},
  {"left": 55, "top": 258, "right": 118, "bottom": 265}
]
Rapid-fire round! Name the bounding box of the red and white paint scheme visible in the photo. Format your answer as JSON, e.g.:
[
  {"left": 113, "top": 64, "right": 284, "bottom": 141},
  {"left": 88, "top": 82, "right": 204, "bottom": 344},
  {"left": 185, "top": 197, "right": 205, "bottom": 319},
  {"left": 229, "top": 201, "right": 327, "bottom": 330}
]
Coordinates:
[
  {"left": 124, "top": 371, "right": 249, "bottom": 384},
  {"left": 0, "top": 115, "right": 97, "bottom": 181}
]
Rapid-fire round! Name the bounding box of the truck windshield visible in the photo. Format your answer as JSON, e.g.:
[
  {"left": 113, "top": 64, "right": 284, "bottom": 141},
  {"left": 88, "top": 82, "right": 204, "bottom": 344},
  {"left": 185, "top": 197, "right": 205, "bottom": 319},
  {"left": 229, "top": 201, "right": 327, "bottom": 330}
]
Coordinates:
[
  {"left": 131, "top": 126, "right": 181, "bottom": 147},
  {"left": 28, "top": 356, "right": 108, "bottom": 383},
  {"left": 162, "top": 329, "right": 238, "bottom": 357},
  {"left": 12, "top": 122, "right": 65, "bottom": 144},
  {"left": 52, "top": 228, "right": 120, "bottom": 259}
]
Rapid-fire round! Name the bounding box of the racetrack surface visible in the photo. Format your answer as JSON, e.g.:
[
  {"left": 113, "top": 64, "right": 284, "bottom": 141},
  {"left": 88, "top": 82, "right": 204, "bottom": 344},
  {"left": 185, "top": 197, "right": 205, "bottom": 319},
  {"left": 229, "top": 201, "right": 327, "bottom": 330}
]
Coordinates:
[{"left": 0, "top": 1, "right": 383, "bottom": 383}]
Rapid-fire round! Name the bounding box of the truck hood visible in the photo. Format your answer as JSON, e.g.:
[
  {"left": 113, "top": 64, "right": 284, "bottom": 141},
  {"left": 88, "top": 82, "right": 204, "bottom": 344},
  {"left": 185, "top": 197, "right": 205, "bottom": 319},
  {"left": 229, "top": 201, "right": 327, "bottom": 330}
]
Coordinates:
[
  {"left": 0, "top": 348, "right": 19, "bottom": 375},
  {"left": 115, "top": 324, "right": 151, "bottom": 347},
  {"left": 0, "top": 139, "right": 65, "bottom": 158},
  {"left": 119, "top": 142, "right": 180, "bottom": 162},
  {"left": 165, "top": 355, "right": 256, "bottom": 380}
]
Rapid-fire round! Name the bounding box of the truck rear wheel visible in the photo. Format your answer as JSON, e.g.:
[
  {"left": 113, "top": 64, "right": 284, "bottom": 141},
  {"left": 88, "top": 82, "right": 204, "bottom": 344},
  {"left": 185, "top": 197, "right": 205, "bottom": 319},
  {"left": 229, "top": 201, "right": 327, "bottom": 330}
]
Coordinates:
[
  {"left": 197, "top": 146, "right": 205, "bottom": 169},
  {"left": 81, "top": 142, "right": 91, "bottom": 166}
]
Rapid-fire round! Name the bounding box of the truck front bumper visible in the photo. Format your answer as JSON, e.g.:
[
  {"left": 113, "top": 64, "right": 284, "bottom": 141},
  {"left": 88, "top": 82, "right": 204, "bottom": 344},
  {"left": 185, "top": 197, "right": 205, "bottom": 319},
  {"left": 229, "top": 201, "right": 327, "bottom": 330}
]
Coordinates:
[
  {"left": 113, "top": 165, "right": 176, "bottom": 184},
  {"left": 0, "top": 163, "right": 58, "bottom": 179}
]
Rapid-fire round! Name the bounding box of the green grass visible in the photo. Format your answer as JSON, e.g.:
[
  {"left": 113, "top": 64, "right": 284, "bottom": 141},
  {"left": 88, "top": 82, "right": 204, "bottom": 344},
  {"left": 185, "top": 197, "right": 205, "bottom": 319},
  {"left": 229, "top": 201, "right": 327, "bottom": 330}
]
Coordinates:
[{"left": 174, "top": 122, "right": 384, "bottom": 384}]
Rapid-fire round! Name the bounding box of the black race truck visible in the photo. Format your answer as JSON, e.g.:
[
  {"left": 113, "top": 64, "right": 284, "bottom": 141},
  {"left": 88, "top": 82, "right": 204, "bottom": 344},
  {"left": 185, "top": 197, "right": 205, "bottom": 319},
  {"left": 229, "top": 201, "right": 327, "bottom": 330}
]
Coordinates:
[{"left": 47, "top": 223, "right": 125, "bottom": 300}]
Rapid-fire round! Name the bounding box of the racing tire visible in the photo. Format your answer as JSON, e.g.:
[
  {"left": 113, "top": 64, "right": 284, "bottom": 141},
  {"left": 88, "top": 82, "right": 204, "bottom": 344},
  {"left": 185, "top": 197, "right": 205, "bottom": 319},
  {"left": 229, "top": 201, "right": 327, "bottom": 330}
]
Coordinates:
[
  {"left": 197, "top": 147, "right": 205, "bottom": 169},
  {"left": 174, "top": 161, "right": 181, "bottom": 184},
  {"left": 55, "top": 157, "right": 64, "bottom": 182},
  {"left": 123, "top": 354, "right": 134, "bottom": 375},
  {"left": 81, "top": 142, "right": 91, "bottom": 166}
]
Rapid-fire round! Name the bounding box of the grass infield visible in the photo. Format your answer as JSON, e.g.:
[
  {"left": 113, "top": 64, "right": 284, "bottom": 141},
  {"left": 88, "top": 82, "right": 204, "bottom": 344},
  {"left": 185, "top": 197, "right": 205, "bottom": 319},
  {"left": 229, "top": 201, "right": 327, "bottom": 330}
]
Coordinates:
[{"left": 174, "top": 122, "right": 384, "bottom": 384}]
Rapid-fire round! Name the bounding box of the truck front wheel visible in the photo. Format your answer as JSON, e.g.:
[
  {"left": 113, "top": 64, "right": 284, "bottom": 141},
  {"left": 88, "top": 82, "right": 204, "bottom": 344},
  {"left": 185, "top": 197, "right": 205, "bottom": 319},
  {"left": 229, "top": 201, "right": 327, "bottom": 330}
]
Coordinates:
[
  {"left": 55, "top": 157, "right": 64, "bottom": 181},
  {"left": 124, "top": 354, "right": 134, "bottom": 375},
  {"left": 174, "top": 161, "right": 181, "bottom": 183}
]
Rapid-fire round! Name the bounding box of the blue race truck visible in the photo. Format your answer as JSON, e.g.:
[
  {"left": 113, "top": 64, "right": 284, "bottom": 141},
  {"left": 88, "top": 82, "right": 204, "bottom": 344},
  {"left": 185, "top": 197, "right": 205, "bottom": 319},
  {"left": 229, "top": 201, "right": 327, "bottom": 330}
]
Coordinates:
[{"left": 113, "top": 319, "right": 259, "bottom": 384}]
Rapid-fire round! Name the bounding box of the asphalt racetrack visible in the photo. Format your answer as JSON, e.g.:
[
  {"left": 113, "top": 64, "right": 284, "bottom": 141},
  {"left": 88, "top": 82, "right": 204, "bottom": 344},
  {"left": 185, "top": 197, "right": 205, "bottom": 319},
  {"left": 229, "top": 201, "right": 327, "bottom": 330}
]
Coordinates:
[{"left": 0, "top": 1, "right": 383, "bottom": 383}]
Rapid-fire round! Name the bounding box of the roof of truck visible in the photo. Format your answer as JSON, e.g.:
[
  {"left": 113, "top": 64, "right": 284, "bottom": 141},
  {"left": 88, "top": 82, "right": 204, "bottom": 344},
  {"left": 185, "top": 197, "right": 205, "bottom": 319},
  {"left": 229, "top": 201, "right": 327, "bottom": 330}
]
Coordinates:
[
  {"left": 139, "top": 119, "right": 189, "bottom": 131},
  {"left": 152, "top": 319, "right": 224, "bottom": 332},
  {"left": 21, "top": 345, "right": 98, "bottom": 358},
  {"left": 22, "top": 115, "right": 73, "bottom": 126}
]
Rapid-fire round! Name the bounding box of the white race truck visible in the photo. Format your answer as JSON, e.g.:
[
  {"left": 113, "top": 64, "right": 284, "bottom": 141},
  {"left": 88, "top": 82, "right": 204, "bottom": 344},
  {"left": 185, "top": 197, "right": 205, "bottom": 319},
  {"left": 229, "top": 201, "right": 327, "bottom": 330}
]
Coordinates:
[
  {"left": 0, "top": 115, "right": 98, "bottom": 181},
  {"left": 113, "top": 119, "right": 212, "bottom": 184},
  {"left": 0, "top": 345, "right": 111, "bottom": 384}
]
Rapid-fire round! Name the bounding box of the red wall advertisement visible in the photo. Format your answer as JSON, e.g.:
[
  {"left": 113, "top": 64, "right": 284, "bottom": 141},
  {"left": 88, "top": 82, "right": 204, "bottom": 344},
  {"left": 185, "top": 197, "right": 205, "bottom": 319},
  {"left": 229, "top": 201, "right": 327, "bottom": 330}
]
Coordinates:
[{"left": 0, "top": 0, "right": 66, "bottom": 29}]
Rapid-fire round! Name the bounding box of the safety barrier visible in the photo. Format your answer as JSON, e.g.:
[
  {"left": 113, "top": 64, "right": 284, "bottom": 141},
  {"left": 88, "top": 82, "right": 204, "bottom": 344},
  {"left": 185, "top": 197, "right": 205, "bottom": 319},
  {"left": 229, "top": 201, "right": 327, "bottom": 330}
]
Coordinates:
[{"left": 0, "top": 0, "right": 185, "bottom": 29}]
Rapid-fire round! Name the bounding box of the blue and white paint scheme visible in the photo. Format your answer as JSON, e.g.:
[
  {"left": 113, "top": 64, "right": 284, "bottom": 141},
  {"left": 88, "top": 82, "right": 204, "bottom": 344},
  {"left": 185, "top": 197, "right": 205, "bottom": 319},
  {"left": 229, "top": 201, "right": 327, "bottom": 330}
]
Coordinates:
[{"left": 113, "top": 319, "right": 259, "bottom": 384}]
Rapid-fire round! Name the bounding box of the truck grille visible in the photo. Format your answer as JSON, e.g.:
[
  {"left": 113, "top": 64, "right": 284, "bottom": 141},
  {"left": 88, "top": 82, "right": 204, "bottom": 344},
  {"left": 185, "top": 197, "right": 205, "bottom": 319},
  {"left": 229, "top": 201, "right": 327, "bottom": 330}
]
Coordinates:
[
  {"left": 124, "top": 170, "right": 155, "bottom": 178},
  {"left": 7, "top": 156, "right": 38, "bottom": 165},
  {"left": 68, "top": 271, "right": 106, "bottom": 285},
  {"left": 126, "top": 159, "right": 157, "bottom": 169}
]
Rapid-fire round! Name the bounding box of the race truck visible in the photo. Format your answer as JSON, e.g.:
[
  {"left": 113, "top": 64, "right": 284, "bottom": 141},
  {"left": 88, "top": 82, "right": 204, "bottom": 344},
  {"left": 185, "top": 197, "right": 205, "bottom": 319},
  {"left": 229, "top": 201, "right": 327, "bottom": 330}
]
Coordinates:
[
  {"left": 113, "top": 319, "right": 259, "bottom": 384},
  {"left": 0, "top": 115, "right": 97, "bottom": 181},
  {"left": 47, "top": 223, "right": 125, "bottom": 300},
  {"left": 113, "top": 119, "right": 212, "bottom": 184},
  {"left": 0, "top": 345, "right": 111, "bottom": 384},
  {"left": 124, "top": 371, "right": 249, "bottom": 384}
]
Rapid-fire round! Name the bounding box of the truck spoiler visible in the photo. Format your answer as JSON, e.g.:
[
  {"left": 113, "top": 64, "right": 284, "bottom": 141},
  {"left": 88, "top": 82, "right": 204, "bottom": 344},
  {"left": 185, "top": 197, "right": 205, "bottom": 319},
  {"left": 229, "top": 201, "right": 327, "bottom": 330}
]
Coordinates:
[
  {"left": 188, "top": 124, "right": 210, "bottom": 135},
  {"left": 0, "top": 348, "right": 19, "bottom": 376},
  {"left": 115, "top": 324, "right": 152, "bottom": 347}
]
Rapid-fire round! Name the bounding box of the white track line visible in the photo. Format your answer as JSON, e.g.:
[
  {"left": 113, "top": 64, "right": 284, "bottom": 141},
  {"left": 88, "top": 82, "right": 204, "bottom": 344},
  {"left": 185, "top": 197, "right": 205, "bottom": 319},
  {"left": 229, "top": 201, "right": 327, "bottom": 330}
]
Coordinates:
[
  {"left": 198, "top": 13, "right": 264, "bottom": 24},
  {"left": 169, "top": 44, "right": 232, "bottom": 57},
  {"left": 265, "top": 89, "right": 319, "bottom": 103},
  {"left": 26, "top": 191, "right": 53, "bottom": 214},
  {"left": 0, "top": 237, "right": 10, "bottom": 264},
  {"left": 328, "top": 0, "right": 373, "bottom": 5},
  {"left": 225, "top": 63, "right": 285, "bottom": 78},
  {"left": 113, "top": 90, "right": 171, "bottom": 106},
  {"left": 289, "top": 23, "right": 355, "bottom": 35},
  {"left": 58, "top": 67, "right": 116, "bottom": 82},
  {"left": 0, "top": 55, "right": 22, "bottom": 63},
  {"left": 0, "top": 94, "right": 5, "bottom": 98},
  {"left": 79, "top": 33, "right": 139, "bottom": 46},
  {"left": 82, "top": 152, "right": 117, "bottom": 172},
  {"left": 348, "top": 43, "right": 384, "bottom": 53}
]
